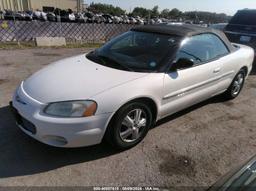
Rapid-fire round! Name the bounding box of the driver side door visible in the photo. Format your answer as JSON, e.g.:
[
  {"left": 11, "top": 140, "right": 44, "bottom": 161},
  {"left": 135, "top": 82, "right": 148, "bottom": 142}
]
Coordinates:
[{"left": 160, "top": 33, "right": 230, "bottom": 118}]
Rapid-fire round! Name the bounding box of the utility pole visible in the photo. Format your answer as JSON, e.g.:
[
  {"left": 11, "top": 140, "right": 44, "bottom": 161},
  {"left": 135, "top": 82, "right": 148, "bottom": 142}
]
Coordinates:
[{"left": 77, "top": 0, "right": 81, "bottom": 12}]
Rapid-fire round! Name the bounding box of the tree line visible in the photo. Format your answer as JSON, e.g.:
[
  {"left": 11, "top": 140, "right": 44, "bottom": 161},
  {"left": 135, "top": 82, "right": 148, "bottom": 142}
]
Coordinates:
[{"left": 88, "top": 3, "right": 232, "bottom": 23}]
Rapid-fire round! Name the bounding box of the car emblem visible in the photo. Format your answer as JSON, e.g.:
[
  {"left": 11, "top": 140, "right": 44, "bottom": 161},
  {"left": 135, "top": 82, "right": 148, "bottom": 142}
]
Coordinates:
[{"left": 16, "top": 95, "right": 27, "bottom": 105}]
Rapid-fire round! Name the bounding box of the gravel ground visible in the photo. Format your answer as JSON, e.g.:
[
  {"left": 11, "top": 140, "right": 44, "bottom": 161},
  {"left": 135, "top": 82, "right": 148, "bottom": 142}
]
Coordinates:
[{"left": 0, "top": 48, "right": 256, "bottom": 190}]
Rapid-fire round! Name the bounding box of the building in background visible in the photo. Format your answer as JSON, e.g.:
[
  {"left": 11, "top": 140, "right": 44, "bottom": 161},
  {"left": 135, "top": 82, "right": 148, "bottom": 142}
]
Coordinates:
[
  {"left": 81, "top": 2, "right": 88, "bottom": 11},
  {"left": 0, "top": 0, "right": 83, "bottom": 12}
]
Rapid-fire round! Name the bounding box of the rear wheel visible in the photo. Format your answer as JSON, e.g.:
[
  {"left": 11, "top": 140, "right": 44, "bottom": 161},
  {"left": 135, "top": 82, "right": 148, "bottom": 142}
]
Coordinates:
[
  {"left": 105, "top": 102, "right": 153, "bottom": 150},
  {"left": 223, "top": 69, "right": 246, "bottom": 100}
]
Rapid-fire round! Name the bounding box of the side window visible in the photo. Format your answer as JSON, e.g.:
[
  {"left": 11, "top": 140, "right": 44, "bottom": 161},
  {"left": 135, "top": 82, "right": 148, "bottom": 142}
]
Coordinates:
[
  {"left": 209, "top": 34, "right": 229, "bottom": 58},
  {"left": 175, "top": 33, "right": 229, "bottom": 68}
]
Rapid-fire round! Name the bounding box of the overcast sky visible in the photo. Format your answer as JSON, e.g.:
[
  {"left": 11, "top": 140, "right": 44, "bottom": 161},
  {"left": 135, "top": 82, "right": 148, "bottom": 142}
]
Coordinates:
[{"left": 85, "top": 0, "right": 256, "bottom": 16}]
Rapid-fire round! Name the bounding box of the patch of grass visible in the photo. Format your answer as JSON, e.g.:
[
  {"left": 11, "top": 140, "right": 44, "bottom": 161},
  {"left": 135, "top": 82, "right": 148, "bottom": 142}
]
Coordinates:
[
  {"left": 0, "top": 42, "right": 36, "bottom": 49},
  {"left": 65, "top": 43, "right": 103, "bottom": 49},
  {"left": 0, "top": 42, "right": 103, "bottom": 50}
]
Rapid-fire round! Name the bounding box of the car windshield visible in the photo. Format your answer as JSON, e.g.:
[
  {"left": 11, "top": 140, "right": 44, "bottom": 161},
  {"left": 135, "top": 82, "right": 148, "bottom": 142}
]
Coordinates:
[
  {"left": 86, "top": 31, "right": 181, "bottom": 72},
  {"left": 229, "top": 10, "right": 256, "bottom": 26}
]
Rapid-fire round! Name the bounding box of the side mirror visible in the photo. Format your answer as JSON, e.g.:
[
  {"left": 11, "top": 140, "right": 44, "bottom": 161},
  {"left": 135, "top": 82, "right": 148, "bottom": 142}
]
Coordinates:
[{"left": 171, "top": 58, "right": 195, "bottom": 71}]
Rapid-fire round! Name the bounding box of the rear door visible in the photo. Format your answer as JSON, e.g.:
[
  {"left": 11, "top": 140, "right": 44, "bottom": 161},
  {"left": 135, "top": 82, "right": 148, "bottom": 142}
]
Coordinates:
[{"left": 161, "top": 33, "right": 230, "bottom": 118}]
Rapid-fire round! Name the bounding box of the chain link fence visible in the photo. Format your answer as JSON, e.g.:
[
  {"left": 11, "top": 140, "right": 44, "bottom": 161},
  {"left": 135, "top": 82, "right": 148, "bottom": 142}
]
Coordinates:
[{"left": 0, "top": 20, "right": 136, "bottom": 43}]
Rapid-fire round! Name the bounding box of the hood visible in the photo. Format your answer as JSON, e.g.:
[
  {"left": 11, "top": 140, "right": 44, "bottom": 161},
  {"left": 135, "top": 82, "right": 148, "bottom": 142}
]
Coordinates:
[{"left": 23, "top": 54, "right": 148, "bottom": 103}]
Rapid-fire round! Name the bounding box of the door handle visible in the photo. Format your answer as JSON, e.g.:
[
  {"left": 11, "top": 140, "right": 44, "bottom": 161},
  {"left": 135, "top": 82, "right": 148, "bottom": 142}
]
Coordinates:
[{"left": 213, "top": 68, "right": 221, "bottom": 73}]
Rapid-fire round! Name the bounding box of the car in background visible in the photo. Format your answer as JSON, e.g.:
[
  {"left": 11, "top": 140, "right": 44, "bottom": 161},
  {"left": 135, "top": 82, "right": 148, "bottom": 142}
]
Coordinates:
[
  {"left": 24, "top": 10, "right": 33, "bottom": 21},
  {"left": 10, "top": 24, "right": 254, "bottom": 149},
  {"left": 121, "top": 15, "right": 130, "bottom": 24},
  {"left": 33, "top": 9, "right": 41, "bottom": 20},
  {"left": 129, "top": 17, "right": 137, "bottom": 24},
  {"left": 93, "top": 14, "right": 105, "bottom": 24},
  {"left": 84, "top": 12, "right": 94, "bottom": 23},
  {"left": 113, "top": 16, "right": 123, "bottom": 24},
  {"left": 32, "top": 10, "right": 47, "bottom": 21},
  {"left": 155, "top": 18, "right": 163, "bottom": 24},
  {"left": 47, "top": 12, "right": 56, "bottom": 22},
  {"left": 102, "top": 14, "right": 113, "bottom": 24},
  {"left": 12, "top": 11, "right": 24, "bottom": 20},
  {"left": 75, "top": 12, "right": 88, "bottom": 23},
  {"left": 3, "top": 10, "right": 15, "bottom": 20},
  {"left": 225, "top": 9, "right": 256, "bottom": 51},
  {"left": 134, "top": 16, "right": 144, "bottom": 25},
  {"left": 208, "top": 155, "right": 256, "bottom": 190},
  {"left": 68, "top": 12, "right": 76, "bottom": 22},
  {"left": 209, "top": 23, "right": 227, "bottom": 31},
  {"left": 41, "top": 11, "right": 47, "bottom": 21}
]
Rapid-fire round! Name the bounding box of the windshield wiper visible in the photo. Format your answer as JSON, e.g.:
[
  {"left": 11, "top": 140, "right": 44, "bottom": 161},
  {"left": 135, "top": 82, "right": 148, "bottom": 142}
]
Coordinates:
[
  {"left": 97, "top": 55, "right": 134, "bottom": 72},
  {"left": 87, "top": 51, "right": 134, "bottom": 72}
]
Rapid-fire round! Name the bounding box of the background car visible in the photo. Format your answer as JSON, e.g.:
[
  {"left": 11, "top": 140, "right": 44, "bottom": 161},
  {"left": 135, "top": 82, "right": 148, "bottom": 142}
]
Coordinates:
[
  {"left": 75, "top": 12, "right": 88, "bottom": 23},
  {"left": 94, "top": 14, "right": 105, "bottom": 24},
  {"left": 129, "top": 17, "right": 137, "bottom": 24},
  {"left": 208, "top": 23, "right": 227, "bottom": 31},
  {"left": 33, "top": 9, "right": 41, "bottom": 20},
  {"left": 225, "top": 9, "right": 256, "bottom": 51},
  {"left": 112, "top": 16, "right": 122, "bottom": 24},
  {"left": 208, "top": 155, "right": 256, "bottom": 190},
  {"left": 3, "top": 10, "right": 15, "bottom": 20},
  {"left": 83, "top": 12, "right": 94, "bottom": 23},
  {"left": 24, "top": 10, "right": 33, "bottom": 21},
  {"left": 46, "top": 12, "right": 56, "bottom": 22},
  {"left": 102, "top": 14, "right": 113, "bottom": 24}
]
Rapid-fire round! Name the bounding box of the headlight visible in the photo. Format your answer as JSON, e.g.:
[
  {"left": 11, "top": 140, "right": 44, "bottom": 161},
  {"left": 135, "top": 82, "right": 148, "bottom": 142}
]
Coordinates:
[{"left": 44, "top": 100, "right": 97, "bottom": 118}]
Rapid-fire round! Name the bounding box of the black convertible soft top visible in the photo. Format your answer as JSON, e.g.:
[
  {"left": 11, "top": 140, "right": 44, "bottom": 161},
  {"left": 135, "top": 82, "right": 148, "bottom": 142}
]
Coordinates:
[{"left": 131, "top": 24, "right": 235, "bottom": 52}]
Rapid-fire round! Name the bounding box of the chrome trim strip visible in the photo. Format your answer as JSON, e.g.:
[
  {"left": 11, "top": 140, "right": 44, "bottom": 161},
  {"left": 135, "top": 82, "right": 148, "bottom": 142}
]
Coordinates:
[{"left": 163, "top": 71, "right": 234, "bottom": 100}]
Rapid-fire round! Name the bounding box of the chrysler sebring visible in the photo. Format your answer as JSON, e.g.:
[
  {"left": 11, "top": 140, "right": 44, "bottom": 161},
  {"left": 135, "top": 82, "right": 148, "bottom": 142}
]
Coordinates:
[{"left": 10, "top": 24, "right": 254, "bottom": 149}]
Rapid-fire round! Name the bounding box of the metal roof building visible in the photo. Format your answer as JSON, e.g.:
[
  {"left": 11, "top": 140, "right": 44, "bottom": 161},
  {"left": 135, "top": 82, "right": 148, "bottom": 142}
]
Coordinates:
[{"left": 0, "top": 0, "right": 83, "bottom": 12}]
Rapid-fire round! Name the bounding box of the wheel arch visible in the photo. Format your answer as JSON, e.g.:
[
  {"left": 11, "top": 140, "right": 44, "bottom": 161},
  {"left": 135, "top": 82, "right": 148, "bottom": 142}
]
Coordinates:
[
  {"left": 103, "top": 96, "right": 159, "bottom": 139},
  {"left": 114, "top": 96, "right": 158, "bottom": 123},
  {"left": 241, "top": 66, "right": 248, "bottom": 76},
  {"left": 124, "top": 97, "right": 159, "bottom": 123}
]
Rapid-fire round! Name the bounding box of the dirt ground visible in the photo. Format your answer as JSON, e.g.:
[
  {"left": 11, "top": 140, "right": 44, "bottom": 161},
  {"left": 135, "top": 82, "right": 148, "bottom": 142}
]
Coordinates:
[{"left": 0, "top": 48, "right": 256, "bottom": 190}]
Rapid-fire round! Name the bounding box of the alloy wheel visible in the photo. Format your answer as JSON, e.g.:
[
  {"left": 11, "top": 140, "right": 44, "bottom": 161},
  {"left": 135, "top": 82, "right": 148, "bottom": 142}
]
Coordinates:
[
  {"left": 231, "top": 73, "right": 244, "bottom": 96},
  {"left": 119, "top": 109, "right": 147, "bottom": 143}
]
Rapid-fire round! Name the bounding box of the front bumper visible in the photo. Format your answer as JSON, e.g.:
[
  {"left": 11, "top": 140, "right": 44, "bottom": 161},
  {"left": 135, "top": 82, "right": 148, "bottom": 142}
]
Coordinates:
[{"left": 11, "top": 83, "right": 112, "bottom": 148}]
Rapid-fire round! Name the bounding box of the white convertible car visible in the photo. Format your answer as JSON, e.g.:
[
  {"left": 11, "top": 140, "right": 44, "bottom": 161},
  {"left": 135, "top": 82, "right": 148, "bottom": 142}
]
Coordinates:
[{"left": 10, "top": 24, "right": 254, "bottom": 149}]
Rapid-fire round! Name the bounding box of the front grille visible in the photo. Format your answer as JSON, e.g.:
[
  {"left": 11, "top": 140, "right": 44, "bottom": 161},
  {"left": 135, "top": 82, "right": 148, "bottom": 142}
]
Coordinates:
[{"left": 9, "top": 102, "right": 37, "bottom": 134}]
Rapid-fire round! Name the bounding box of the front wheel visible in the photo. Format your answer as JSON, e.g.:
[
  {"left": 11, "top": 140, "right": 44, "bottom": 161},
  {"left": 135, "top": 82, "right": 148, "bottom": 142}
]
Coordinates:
[
  {"left": 105, "top": 102, "right": 153, "bottom": 150},
  {"left": 223, "top": 69, "right": 246, "bottom": 100}
]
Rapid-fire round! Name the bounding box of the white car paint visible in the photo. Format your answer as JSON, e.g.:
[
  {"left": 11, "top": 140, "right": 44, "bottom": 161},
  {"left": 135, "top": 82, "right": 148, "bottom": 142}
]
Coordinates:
[
  {"left": 12, "top": 44, "right": 254, "bottom": 148},
  {"left": 22, "top": 55, "right": 148, "bottom": 104}
]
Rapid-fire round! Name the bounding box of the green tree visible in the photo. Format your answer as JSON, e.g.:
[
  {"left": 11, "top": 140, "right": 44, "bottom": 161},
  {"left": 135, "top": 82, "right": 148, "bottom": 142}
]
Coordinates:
[
  {"left": 151, "top": 6, "right": 159, "bottom": 18},
  {"left": 132, "top": 7, "right": 150, "bottom": 18},
  {"left": 168, "top": 8, "right": 182, "bottom": 19},
  {"left": 183, "top": 11, "right": 231, "bottom": 23},
  {"left": 88, "top": 3, "right": 125, "bottom": 16},
  {"left": 161, "top": 9, "right": 170, "bottom": 18}
]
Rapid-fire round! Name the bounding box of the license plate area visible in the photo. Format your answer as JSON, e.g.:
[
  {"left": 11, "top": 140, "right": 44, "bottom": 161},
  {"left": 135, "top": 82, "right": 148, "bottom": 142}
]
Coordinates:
[
  {"left": 240, "top": 35, "right": 251, "bottom": 42},
  {"left": 9, "top": 102, "right": 37, "bottom": 134}
]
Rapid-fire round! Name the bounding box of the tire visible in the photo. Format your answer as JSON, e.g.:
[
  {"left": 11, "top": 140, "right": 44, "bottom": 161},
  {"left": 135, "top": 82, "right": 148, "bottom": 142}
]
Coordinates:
[
  {"left": 223, "top": 69, "right": 246, "bottom": 100},
  {"left": 105, "top": 102, "right": 153, "bottom": 150}
]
